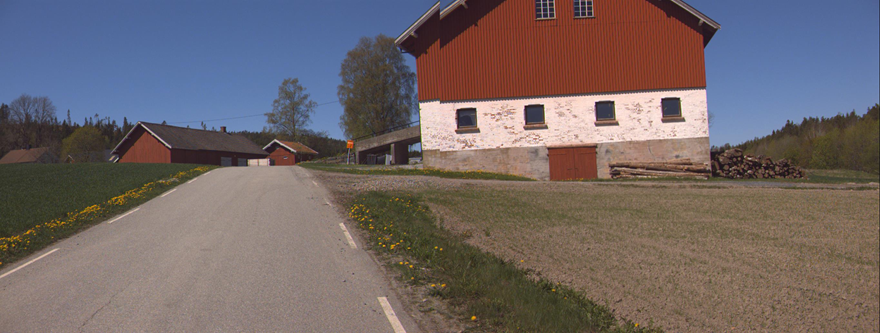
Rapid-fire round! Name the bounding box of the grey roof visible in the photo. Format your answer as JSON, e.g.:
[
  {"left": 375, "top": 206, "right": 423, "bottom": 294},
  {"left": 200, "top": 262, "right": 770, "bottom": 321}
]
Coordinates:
[{"left": 112, "top": 122, "right": 268, "bottom": 156}]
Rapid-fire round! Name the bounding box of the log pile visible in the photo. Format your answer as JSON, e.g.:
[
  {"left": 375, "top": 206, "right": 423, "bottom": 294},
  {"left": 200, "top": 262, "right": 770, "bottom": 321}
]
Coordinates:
[
  {"left": 610, "top": 158, "right": 711, "bottom": 179},
  {"left": 711, "top": 148, "right": 805, "bottom": 179}
]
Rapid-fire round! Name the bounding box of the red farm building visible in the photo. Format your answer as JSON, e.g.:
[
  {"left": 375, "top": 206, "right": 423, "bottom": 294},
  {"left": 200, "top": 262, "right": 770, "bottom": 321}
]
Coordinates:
[
  {"left": 262, "top": 139, "right": 318, "bottom": 166},
  {"left": 395, "top": 0, "right": 719, "bottom": 180},
  {"left": 112, "top": 122, "right": 268, "bottom": 166}
]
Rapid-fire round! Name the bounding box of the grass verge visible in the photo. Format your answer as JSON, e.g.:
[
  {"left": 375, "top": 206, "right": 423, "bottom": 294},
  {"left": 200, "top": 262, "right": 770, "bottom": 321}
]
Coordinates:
[
  {"left": 0, "top": 163, "right": 215, "bottom": 268},
  {"left": 301, "top": 163, "right": 534, "bottom": 181},
  {"left": 348, "top": 192, "right": 657, "bottom": 333}
]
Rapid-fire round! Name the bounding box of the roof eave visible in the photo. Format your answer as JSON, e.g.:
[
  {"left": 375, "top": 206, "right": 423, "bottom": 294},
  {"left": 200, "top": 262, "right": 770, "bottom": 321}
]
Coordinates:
[
  {"left": 394, "top": 1, "right": 441, "bottom": 47},
  {"left": 440, "top": 0, "right": 468, "bottom": 19},
  {"left": 668, "top": 0, "right": 720, "bottom": 32}
]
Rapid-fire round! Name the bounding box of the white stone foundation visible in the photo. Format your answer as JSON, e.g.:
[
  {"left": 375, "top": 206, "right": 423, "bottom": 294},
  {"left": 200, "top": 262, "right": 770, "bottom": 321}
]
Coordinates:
[{"left": 419, "top": 88, "right": 710, "bottom": 152}]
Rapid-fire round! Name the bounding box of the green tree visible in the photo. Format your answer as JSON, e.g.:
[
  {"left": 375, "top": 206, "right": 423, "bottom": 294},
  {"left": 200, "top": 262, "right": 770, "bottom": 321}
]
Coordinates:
[
  {"left": 810, "top": 128, "right": 841, "bottom": 169},
  {"left": 338, "top": 34, "right": 416, "bottom": 139},
  {"left": 61, "top": 126, "right": 106, "bottom": 162},
  {"left": 265, "top": 78, "right": 316, "bottom": 140}
]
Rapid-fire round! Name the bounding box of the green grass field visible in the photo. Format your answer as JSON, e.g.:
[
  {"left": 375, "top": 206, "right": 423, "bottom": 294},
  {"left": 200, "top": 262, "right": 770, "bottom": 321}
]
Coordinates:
[
  {"left": 803, "top": 169, "right": 880, "bottom": 183},
  {"left": 0, "top": 163, "right": 209, "bottom": 238}
]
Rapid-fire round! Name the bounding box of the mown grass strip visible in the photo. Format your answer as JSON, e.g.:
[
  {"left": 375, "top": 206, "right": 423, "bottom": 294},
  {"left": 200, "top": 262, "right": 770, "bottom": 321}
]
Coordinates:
[
  {"left": 348, "top": 192, "right": 657, "bottom": 333},
  {"left": 0, "top": 164, "right": 215, "bottom": 268},
  {"left": 300, "top": 163, "right": 534, "bottom": 181}
]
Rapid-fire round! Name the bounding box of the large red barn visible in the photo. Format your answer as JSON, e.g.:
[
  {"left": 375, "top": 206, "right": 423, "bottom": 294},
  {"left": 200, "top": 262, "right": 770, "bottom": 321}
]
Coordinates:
[
  {"left": 262, "top": 139, "right": 318, "bottom": 166},
  {"left": 111, "top": 122, "right": 268, "bottom": 166},
  {"left": 396, "top": 0, "right": 720, "bottom": 180}
]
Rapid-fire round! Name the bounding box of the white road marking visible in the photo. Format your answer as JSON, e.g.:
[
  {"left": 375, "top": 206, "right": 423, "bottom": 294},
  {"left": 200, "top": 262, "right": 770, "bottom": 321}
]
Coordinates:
[
  {"left": 160, "top": 189, "right": 176, "bottom": 197},
  {"left": 187, "top": 178, "right": 197, "bottom": 184},
  {"left": 339, "top": 223, "right": 357, "bottom": 249},
  {"left": 107, "top": 208, "right": 140, "bottom": 224},
  {"left": 0, "top": 248, "right": 60, "bottom": 280},
  {"left": 377, "top": 297, "right": 407, "bottom": 333}
]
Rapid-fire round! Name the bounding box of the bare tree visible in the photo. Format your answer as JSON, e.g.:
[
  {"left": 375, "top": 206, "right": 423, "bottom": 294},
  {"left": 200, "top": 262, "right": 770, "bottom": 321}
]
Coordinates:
[
  {"left": 266, "top": 78, "right": 316, "bottom": 140},
  {"left": 8, "top": 94, "right": 58, "bottom": 149}
]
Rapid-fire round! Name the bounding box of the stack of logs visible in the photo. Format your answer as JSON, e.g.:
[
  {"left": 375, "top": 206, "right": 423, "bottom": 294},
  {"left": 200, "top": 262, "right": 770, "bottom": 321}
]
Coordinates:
[
  {"left": 711, "top": 148, "right": 805, "bottom": 179},
  {"left": 610, "top": 159, "right": 711, "bottom": 179}
]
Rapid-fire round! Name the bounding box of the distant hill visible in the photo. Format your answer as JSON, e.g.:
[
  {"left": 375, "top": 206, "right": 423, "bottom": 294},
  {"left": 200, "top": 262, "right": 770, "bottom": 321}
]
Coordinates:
[{"left": 730, "top": 103, "right": 879, "bottom": 174}]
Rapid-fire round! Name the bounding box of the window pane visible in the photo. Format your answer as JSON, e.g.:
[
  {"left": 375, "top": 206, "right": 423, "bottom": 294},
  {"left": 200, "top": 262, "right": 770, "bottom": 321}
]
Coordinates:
[
  {"left": 536, "top": 0, "right": 555, "bottom": 19},
  {"left": 662, "top": 98, "right": 682, "bottom": 117},
  {"left": 457, "top": 108, "right": 477, "bottom": 128},
  {"left": 525, "top": 105, "right": 545, "bottom": 124},
  {"left": 596, "top": 101, "right": 615, "bottom": 120}
]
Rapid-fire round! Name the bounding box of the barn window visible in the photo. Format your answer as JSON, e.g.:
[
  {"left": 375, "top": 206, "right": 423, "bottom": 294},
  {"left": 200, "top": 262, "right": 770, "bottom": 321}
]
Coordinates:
[
  {"left": 662, "top": 98, "right": 683, "bottom": 118},
  {"left": 456, "top": 108, "right": 477, "bottom": 129},
  {"left": 525, "top": 105, "right": 545, "bottom": 124},
  {"left": 536, "top": 0, "right": 556, "bottom": 19},
  {"left": 595, "top": 101, "right": 615, "bottom": 121},
  {"left": 574, "top": 0, "right": 594, "bottom": 18}
]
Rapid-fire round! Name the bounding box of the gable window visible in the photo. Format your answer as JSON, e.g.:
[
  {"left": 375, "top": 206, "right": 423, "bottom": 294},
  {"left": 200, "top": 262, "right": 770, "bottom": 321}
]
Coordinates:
[
  {"left": 536, "top": 0, "right": 556, "bottom": 19},
  {"left": 595, "top": 101, "right": 615, "bottom": 121},
  {"left": 574, "top": 0, "right": 594, "bottom": 18},
  {"left": 661, "top": 98, "right": 682, "bottom": 118},
  {"left": 456, "top": 108, "right": 477, "bottom": 129}
]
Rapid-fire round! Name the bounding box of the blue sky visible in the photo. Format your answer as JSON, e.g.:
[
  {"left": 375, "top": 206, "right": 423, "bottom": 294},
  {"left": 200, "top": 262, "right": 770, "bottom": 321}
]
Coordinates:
[{"left": 1, "top": 0, "right": 878, "bottom": 147}]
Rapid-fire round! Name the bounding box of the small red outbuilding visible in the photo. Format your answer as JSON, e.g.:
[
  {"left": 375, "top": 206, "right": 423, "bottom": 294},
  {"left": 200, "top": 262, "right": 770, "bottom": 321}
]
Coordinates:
[
  {"left": 262, "top": 139, "right": 318, "bottom": 166},
  {"left": 112, "top": 122, "right": 268, "bottom": 166}
]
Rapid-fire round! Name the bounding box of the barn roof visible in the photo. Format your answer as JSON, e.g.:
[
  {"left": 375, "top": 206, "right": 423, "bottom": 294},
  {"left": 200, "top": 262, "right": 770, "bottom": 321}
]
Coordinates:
[
  {"left": 263, "top": 139, "right": 319, "bottom": 155},
  {"left": 0, "top": 147, "right": 56, "bottom": 164},
  {"left": 111, "top": 122, "right": 268, "bottom": 156},
  {"left": 396, "top": 0, "right": 720, "bottom": 48}
]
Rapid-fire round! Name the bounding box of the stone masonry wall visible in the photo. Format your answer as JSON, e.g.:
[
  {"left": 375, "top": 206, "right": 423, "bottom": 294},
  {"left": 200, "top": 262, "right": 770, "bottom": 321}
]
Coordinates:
[{"left": 419, "top": 88, "right": 709, "bottom": 151}]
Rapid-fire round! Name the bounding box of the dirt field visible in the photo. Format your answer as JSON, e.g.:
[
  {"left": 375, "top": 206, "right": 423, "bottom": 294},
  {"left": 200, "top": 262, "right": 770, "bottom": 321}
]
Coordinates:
[{"left": 315, "top": 171, "right": 880, "bottom": 332}]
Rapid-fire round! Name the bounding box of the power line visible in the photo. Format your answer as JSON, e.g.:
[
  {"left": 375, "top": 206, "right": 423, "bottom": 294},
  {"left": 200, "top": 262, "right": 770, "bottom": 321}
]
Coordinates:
[{"left": 168, "top": 100, "right": 340, "bottom": 125}]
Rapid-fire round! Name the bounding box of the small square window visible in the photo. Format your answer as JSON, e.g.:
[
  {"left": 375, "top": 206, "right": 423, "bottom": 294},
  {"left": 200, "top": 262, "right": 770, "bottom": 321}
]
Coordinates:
[
  {"left": 536, "top": 0, "right": 556, "bottom": 19},
  {"left": 457, "top": 108, "right": 477, "bottom": 128},
  {"left": 525, "top": 105, "right": 545, "bottom": 125},
  {"left": 574, "top": 0, "right": 594, "bottom": 18},
  {"left": 662, "top": 98, "right": 682, "bottom": 118},
  {"left": 595, "top": 101, "right": 615, "bottom": 121}
]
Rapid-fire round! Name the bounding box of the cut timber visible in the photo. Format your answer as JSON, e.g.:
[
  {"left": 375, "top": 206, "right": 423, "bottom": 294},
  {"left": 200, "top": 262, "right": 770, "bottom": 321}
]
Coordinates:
[
  {"left": 609, "top": 162, "right": 710, "bottom": 173},
  {"left": 612, "top": 167, "right": 709, "bottom": 179}
]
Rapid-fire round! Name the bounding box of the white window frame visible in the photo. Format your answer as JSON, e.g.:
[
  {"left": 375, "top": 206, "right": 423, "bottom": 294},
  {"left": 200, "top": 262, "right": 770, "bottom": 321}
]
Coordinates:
[
  {"left": 574, "top": 0, "right": 594, "bottom": 18},
  {"left": 536, "top": 0, "right": 556, "bottom": 20}
]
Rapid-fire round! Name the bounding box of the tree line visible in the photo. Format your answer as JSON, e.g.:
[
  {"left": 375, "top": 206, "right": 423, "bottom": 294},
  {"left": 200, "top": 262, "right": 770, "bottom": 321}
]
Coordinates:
[
  {"left": 731, "top": 103, "right": 879, "bottom": 174},
  {"left": 0, "top": 94, "right": 134, "bottom": 162}
]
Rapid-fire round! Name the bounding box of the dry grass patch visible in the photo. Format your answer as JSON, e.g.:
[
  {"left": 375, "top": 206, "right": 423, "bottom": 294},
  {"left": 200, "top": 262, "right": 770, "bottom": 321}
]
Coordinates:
[{"left": 419, "top": 183, "right": 879, "bottom": 332}]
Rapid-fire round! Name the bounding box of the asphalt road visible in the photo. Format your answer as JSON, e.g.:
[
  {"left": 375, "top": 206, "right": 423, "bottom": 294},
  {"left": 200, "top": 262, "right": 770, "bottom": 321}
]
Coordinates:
[{"left": 0, "top": 166, "right": 417, "bottom": 332}]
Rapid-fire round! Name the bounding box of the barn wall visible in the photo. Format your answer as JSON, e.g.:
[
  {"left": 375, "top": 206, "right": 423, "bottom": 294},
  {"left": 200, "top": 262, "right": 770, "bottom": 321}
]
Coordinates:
[
  {"left": 408, "top": 0, "right": 708, "bottom": 102},
  {"left": 419, "top": 87, "right": 709, "bottom": 151},
  {"left": 266, "top": 146, "right": 296, "bottom": 165},
  {"left": 117, "top": 127, "right": 171, "bottom": 163},
  {"left": 423, "top": 136, "right": 708, "bottom": 180},
  {"left": 170, "top": 150, "right": 267, "bottom": 166}
]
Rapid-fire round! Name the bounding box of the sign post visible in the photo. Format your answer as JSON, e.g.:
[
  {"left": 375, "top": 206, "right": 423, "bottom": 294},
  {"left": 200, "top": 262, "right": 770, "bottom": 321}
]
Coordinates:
[{"left": 346, "top": 140, "right": 354, "bottom": 165}]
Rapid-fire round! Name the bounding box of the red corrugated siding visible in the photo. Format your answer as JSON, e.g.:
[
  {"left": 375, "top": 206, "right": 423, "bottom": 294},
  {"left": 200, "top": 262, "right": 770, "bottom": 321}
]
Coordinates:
[
  {"left": 170, "top": 149, "right": 266, "bottom": 166},
  {"left": 408, "top": 0, "right": 707, "bottom": 102},
  {"left": 117, "top": 127, "right": 171, "bottom": 163},
  {"left": 267, "top": 146, "right": 296, "bottom": 165}
]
